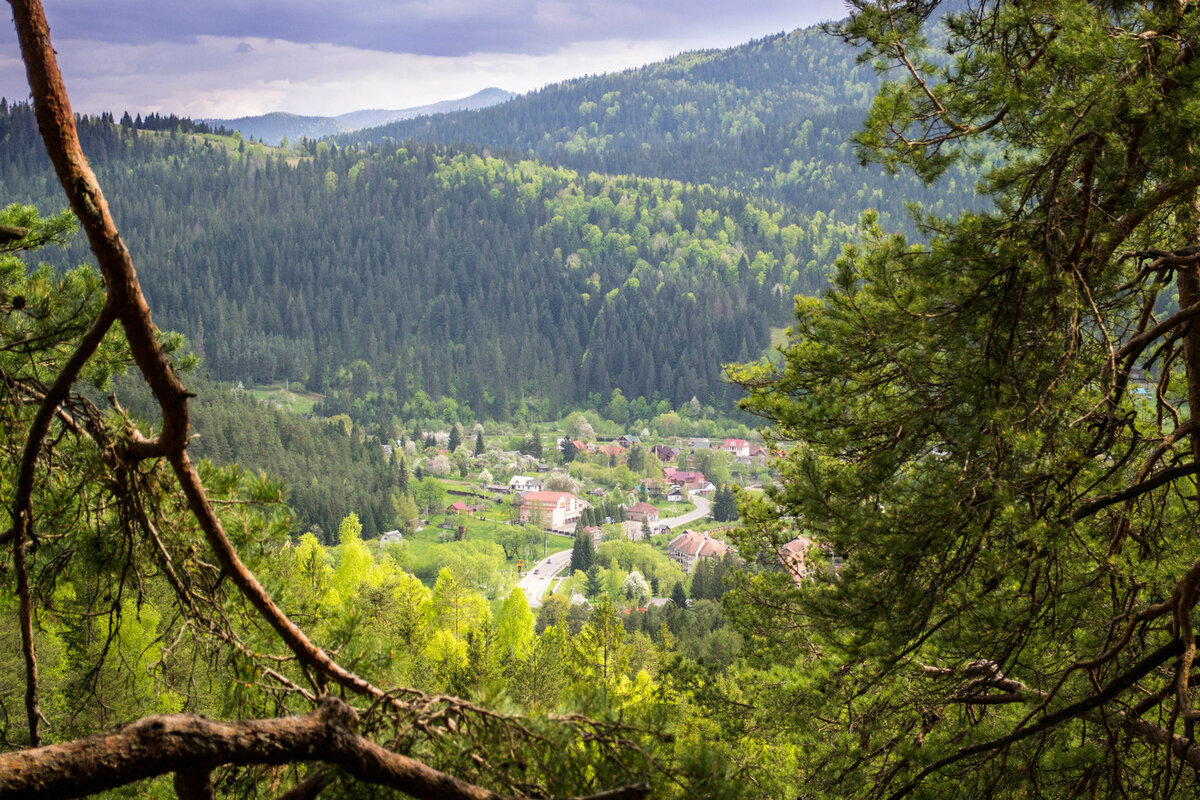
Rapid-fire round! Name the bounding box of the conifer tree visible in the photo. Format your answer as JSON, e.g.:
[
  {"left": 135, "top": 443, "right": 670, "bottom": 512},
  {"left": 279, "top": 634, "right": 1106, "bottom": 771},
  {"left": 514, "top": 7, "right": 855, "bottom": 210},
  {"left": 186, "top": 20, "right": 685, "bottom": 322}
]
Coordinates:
[{"left": 730, "top": 1, "right": 1200, "bottom": 796}]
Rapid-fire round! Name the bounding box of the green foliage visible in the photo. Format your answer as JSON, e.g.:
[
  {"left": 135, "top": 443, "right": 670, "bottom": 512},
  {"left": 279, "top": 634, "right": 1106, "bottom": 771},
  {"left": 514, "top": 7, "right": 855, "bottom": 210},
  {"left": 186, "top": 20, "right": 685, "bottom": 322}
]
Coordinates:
[
  {"left": 1, "top": 102, "right": 824, "bottom": 419},
  {"left": 573, "top": 597, "right": 629, "bottom": 691},
  {"left": 570, "top": 530, "right": 595, "bottom": 573},
  {"left": 343, "top": 27, "right": 975, "bottom": 230},
  {"left": 584, "top": 564, "right": 604, "bottom": 600},
  {"left": 726, "top": 1, "right": 1200, "bottom": 796},
  {"left": 495, "top": 587, "right": 535, "bottom": 665},
  {"left": 670, "top": 582, "right": 688, "bottom": 609},
  {"left": 430, "top": 567, "right": 491, "bottom": 638},
  {"left": 710, "top": 485, "right": 739, "bottom": 522}
]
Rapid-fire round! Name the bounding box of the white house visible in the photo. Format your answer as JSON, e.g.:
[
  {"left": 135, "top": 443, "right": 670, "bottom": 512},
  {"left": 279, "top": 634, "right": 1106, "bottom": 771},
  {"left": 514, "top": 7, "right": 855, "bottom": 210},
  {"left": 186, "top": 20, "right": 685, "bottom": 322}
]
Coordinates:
[
  {"left": 719, "top": 438, "right": 751, "bottom": 458},
  {"left": 519, "top": 491, "right": 589, "bottom": 531},
  {"left": 668, "top": 529, "right": 730, "bottom": 572},
  {"left": 508, "top": 475, "right": 544, "bottom": 493}
]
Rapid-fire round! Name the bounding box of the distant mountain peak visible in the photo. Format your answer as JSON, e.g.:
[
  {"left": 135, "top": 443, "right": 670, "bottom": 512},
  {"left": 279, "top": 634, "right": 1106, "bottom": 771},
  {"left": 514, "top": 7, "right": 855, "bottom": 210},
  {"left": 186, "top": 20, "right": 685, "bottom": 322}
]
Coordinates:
[{"left": 203, "top": 87, "right": 515, "bottom": 145}]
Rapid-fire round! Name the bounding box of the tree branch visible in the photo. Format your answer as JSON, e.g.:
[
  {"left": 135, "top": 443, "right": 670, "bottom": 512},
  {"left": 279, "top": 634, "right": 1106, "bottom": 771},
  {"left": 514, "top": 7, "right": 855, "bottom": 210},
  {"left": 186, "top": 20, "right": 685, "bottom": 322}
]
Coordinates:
[
  {"left": 9, "top": 0, "right": 385, "bottom": 706},
  {"left": 885, "top": 634, "right": 1189, "bottom": 800},
  {"left": 0, "top": 696, "right": 651, "bottom": 800},
  {"left": 1070, "top": 463, "right": 1200, "bottom": 521}
]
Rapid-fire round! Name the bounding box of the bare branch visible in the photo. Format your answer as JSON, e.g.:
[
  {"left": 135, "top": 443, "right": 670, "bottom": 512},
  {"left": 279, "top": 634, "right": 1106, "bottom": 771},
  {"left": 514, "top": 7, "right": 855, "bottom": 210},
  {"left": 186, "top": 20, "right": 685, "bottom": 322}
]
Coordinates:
[{"left": 0, "top": 696, "right": 651, "bottom": 800}]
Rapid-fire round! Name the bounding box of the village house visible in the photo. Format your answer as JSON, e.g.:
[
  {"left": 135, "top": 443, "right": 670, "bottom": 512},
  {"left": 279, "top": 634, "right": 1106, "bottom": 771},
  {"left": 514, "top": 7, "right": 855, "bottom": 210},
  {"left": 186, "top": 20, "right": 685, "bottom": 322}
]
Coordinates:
[
  {"left": 778, "top": 536, "right": 812, "bottom": 583},
  {"left": 689, "top": 437, "right": 711, "bottom": 450},
  {"left": 719, "top": 438, "right": 751, "bottom": 459},
  {"left": 779, "top": 536, "right": 844, "bottom": 581},
  {"left": 626, "top": 502, "right": 660, "bottom": 524},
  {"left": 596, "top": 443, "right": 626, "bottom": 459},
  {"left": 668, "top": 529, "right": 731, "bottom": 572},
  {"left": 651, "top": 444, "right": 679, "bottom": 462},
  {"left": 519, "top": 491, "right": 590, "bottom": 531},
  {"left": 508, "top": 475, "right": 544, "bottom": 493},
  {"left": 663, "top": 467, "right": 705, "bottom": 486},
  {"left": 581, "top": 525, "right": 603, "bottom": 548},
  {"left": 379, "top": 530, "right": 405, "bottom": 546}
]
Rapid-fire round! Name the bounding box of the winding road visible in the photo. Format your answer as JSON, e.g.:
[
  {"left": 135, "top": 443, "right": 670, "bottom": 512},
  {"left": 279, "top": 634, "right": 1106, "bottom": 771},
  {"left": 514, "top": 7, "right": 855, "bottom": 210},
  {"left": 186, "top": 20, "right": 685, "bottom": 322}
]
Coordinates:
[{"left": 517, "top": 495, "right": 711, "bottom": 607}]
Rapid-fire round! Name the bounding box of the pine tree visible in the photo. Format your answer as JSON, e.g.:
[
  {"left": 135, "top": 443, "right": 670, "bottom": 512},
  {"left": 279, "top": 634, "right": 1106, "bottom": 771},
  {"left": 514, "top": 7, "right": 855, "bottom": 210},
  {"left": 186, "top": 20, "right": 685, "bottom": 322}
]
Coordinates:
[
  {"left": 729, "top": 2, "right": 1200, "bottom": 796},
  {"left": 584, "top": 564, "right": 604, "bottom": 600}
]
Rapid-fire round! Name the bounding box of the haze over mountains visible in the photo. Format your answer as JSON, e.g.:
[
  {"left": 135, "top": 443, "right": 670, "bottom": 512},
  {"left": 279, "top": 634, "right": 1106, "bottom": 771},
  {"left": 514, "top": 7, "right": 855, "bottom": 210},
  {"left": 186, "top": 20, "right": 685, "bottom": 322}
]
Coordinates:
[{"left": 203, "top": 87, "right": 515, "bottom": 145}]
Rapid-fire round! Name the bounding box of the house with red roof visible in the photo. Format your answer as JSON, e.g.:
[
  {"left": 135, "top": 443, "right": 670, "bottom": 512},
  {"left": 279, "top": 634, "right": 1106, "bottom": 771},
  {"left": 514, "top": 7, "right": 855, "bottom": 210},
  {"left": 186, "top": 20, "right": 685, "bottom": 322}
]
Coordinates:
[
  {"left": 720, "top": 438, "right": 751, "bottom": 458},
  {"left": 668, "top": 529, "right": 731, "bottom": 572},
  {"left": 663, "top": 467, "right": 705, "bottom": 485},
  {"left": 519, "top": 491, "right": 590, "bottom": 531},
  {"left": 596, "top": 443, "right": 626, "bottom": 459}
]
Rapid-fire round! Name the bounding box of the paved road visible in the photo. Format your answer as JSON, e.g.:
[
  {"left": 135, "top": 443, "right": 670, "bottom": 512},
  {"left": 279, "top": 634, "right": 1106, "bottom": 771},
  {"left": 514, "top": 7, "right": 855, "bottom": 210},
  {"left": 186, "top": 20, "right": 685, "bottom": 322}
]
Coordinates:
[
  {"left": 515, "top": 496, "right": 712, "bottom": 608},
  {"left": 516, "top": 547, "right": 573, "bottom": 608},
  {"left": 661, "top": 494, "right": 710, "bottom": 529}
]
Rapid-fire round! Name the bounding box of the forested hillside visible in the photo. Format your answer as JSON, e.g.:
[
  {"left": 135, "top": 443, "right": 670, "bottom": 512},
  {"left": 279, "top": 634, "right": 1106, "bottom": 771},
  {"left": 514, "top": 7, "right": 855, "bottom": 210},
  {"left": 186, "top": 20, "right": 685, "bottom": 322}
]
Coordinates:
[
  {"left": 0, "top": 103, "right": 854, "bottom": 421},
  {"left": 342, "top": 27, "right": 981, "bottom": 223}
]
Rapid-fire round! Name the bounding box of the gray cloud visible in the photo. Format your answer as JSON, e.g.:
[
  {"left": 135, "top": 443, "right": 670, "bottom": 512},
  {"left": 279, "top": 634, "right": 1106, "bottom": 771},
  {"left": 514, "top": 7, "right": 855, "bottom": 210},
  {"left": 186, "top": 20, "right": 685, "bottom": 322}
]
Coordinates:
[
  {"left": 0, "top": 1, "right": 850, "bottom": 117},
  {"left": 12, "top": 0, "right": 847, "bottom": 57}
]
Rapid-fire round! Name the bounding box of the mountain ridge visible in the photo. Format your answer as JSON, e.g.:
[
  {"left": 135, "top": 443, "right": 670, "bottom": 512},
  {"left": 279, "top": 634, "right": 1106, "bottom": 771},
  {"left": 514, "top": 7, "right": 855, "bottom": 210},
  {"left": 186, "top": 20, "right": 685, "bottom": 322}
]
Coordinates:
[{"left": 202, "top": 87, "right": 515, "bottom": 144}]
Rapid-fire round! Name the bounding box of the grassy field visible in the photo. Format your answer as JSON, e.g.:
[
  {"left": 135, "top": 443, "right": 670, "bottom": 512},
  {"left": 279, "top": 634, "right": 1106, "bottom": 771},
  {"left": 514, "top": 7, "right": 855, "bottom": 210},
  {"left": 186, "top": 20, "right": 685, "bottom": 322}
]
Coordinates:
[{"left": 244, "top": 384, "right": 323, "bottom": 415}]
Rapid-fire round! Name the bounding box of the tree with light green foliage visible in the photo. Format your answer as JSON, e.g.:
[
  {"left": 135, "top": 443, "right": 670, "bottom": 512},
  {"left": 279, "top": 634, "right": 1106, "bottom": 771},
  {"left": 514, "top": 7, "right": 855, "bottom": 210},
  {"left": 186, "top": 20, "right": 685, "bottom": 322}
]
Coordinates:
[
  {"left": 332, "top": 512, "right": 376, "bottom": 598},
  {"left": 511, "top": 623, "right": 572, "bottom": 710},
  {"left": 294, "top": 531, "right": 334, "bottom": 604},
  {"left": 430, "top": 567, "right": 491, "bottom": 639},
  {"left": 495, "top": 588, "right": 536, "bottom": 667},
  {"left": 574, "top": 597, "right": 629, "bottom": 691}
]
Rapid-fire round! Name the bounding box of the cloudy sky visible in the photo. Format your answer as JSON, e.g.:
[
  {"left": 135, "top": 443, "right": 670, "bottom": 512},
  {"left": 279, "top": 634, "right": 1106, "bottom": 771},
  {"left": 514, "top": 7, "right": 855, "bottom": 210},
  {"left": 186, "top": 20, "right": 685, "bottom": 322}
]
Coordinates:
[{"left": 0, "top": 1, "right": 848, "bottom": 119}]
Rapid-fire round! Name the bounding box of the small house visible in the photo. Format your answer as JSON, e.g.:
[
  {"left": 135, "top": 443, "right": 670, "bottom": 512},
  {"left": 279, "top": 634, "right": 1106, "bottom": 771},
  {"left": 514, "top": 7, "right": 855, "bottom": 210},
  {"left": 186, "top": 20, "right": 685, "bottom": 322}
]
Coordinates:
[{"left": 626, "top": 502, "right": 660, "bottom": 524}]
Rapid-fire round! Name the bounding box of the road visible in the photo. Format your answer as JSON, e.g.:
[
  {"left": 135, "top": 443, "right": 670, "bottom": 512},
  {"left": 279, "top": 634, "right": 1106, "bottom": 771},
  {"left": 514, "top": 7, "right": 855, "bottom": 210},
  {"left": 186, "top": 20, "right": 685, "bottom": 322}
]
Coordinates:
[
  {"left": 661, "top": 494, "right": 710, "bottom": 529},
  {"left": 516, "top": 495, "right": 711, "bottom": 608},
  {"left": 516, "top": 547, "right": 573, "bottom": 608}
]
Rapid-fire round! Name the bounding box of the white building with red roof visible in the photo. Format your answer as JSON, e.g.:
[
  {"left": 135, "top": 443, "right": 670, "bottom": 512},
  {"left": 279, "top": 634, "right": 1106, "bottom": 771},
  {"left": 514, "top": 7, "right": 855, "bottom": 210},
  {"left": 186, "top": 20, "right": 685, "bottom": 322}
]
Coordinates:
[
  {"left": 668, "top": 529, "right": 731, "bottom": 572},
  {"left": 519, "top": 491, "right": 589, "bottom": 531},
  {"left": 720, "top": 438, "right": 751, "bottom": 458}
]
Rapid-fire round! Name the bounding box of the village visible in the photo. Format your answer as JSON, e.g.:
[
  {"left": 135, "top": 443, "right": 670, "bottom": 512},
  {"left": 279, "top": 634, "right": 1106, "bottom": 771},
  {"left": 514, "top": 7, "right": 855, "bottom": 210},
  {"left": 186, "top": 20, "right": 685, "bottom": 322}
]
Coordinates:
[{"left": 371, "top": 426, "right": 819, "bottom": 611}]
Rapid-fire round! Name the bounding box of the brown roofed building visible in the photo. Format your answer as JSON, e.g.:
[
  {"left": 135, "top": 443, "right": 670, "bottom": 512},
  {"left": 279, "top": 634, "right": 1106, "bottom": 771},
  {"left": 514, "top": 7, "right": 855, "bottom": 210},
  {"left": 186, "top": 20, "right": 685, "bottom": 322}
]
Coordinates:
[
  {"left": 668, "top": 529, "right": 731, "bottom": 572},
  {"left": 626, "top": 502, "right": 660, "bottom": 524}
]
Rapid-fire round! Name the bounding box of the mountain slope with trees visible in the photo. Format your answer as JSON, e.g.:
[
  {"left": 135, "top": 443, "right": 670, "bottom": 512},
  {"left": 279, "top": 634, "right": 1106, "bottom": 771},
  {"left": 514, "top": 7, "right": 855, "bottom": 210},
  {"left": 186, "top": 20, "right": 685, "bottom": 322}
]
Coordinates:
[
  {"left": 342, "top": 27, "right": 981, "bottom": 225},
  {"left": 0, "top": 103, "right": 854, "bottom": 422}
]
